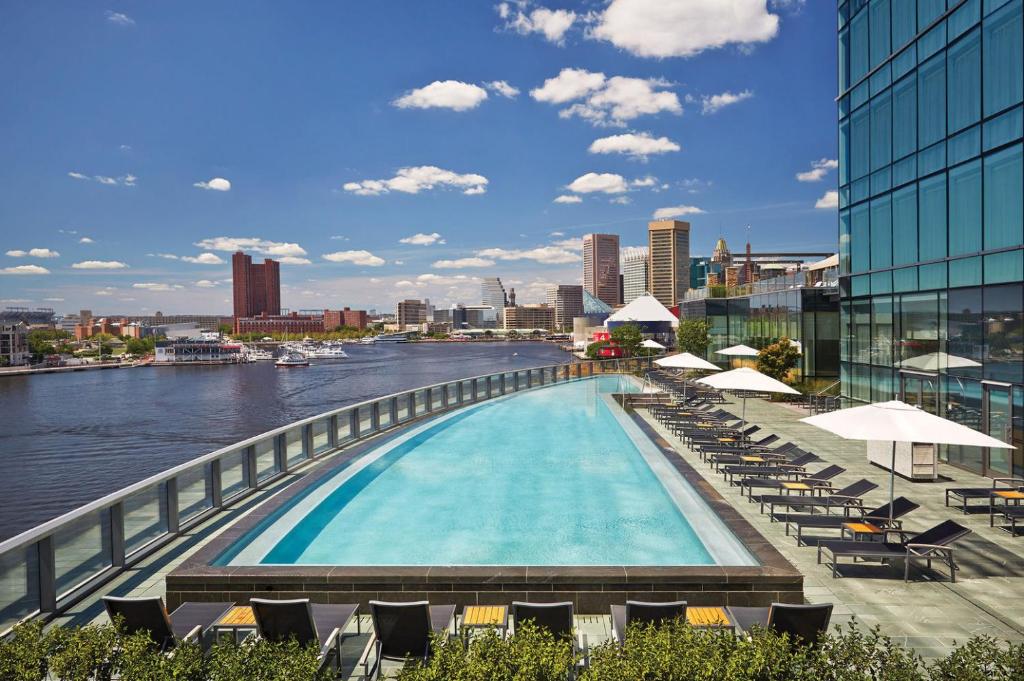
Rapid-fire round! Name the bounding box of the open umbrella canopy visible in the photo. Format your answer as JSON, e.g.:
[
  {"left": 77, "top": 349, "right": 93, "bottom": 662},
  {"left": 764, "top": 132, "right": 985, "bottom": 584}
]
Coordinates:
[
  {"left": 715, "top": 344, "right": 760, "bottom": 357},
  {"left": 641, "top": 339, "right": 666, "bottom": 350},
  {"left": 654, "top": 352, "right": 720, "bottom": 371},
  {"left": 896, "top": 352, "right": 982, "bottom": 372},
  {"left": 696, "top": 367, "right": 800, "bottom": 394},
  {"left": 800, "top": 400, "right": 1013, "bottom": 448}
]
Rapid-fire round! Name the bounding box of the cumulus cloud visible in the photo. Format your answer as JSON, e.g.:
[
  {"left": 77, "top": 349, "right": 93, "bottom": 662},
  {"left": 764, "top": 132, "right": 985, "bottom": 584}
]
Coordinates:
[
  {"left": 652, "top": 205, "right": 706, "bottom": 219},
  {"left": 531, "top": 67, "right": 607, "bottom": 104},
  {"left": 194, "top": 280, "right": 218, "bottom": 288},
  {"left": 432, "top": 257, "right": 496, "bottom": 269},
  {"left": 796, "top": 158, "right": 839, "bottom": 182},
  {"left": 71, "top": 260, "right": 129, "bottom": 269},
  {"left": 79, "top": 237, "right": 94, "bottom": 244},
  {"left": 631, "top": 176, "right": 658, "bottom": 188},
  {"left": 590, "top": 0, "right": 779, "bottom": 58},
  {"left": 193, "top": 237, "right": 307, "bottom": 258},
  {"left": 588, "top": 132, "right": 680, "bottom": 160},
  {"left": 393, "top": 81, "right": 489, "bottom": 111},
  {"left": 0, "top": 265, "right": 50, "bottom": 275},
  {"left": 531, "top": 68, "right": 681, "bottom": 127},
  {"left": 322, "top": 250, "right": 386, "bottom": 266},
  {"left": 343, "top": 166, "right": 488, "bottom": 196},
  {"left": 477, "top": 246, "right": 581, "bottom": 265},
  {"left": 567, "top": 172, "right": 629, "bottom": 194},
  {"left": 399, "top": 232, "right": 446, "bottom": 246},
  {"left": 193, "top": 177, "right": 231, "bottom": 191},
  {"left": 416, "top": 273, "right": 477, "bottom": 285},
  {"left": 133, "top": 282, "right": 184, "bottom": 292},
  {"left": 68, "top": 171, "right": 137, "bottom": 186},
  {"left": 553, "top": 194, "right": 583, "bottom": 204},
  {"left": 277, "top": 256, "right": 312, "bottom": 265},
  {"left": 485, "top": 80, "right": 520, "bottom": 98},
  {"left": 181, "top": 253, "right": 225, "bottom": 265},
  {"left": 610, "top": 196, "right": 632, "bottom": 205},
  {"left": 498, "top": 3, "right": 576, "bottom": 44},
  {"left": 815, "top": 190, "right": 839, "bottom": 209},
  {"left": 106, "top": 10, "right": 135, "bottom": 26},
  {"left": 701, "top": 89, "right": 754, "bottom": 114},
  {"left": 6, "top": 248, "right": 59, "bottom": 258}
]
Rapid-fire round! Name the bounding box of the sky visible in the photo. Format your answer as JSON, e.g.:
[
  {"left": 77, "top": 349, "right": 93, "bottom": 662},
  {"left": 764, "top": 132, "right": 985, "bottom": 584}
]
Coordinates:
[{"left": 0, "top": 0, "right": 838, "bottom": 315}]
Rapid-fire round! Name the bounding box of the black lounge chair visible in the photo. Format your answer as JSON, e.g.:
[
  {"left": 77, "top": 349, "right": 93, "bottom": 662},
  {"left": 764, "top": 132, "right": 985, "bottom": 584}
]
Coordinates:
[
  {"left": 775, "top": 497, "right": 920, "bottom": 544},
  {"left": 990, "top": 505, "right": 1024, "bottom": 535},
  {"left": 511, "top": 601, "right": 587, "bottom": 664},
  {"left": 103, "top": 596, "right": 234, "bottom": 651},
  {"left": 817, "top": 520, "right": 972, "bottom": 582},
  {"left": 360, "top": 600, "right": 455, "bottom": 680},
  {"left": 609, "top": 600, "right": 687, "bottom": 645},
  {"left": 740, "top": 464, "right": 845, "bottom": 497},
  {"left": 754, "top": 478, "right": 879, "bottom": 516},
  {"left": 250, "top": 598, "right": 359, "bottom": 673},
  {"left": 945, "top": 477, "right": 1024, "bottom": 514},
  {"left": 728, "top": 603, "right": 833, "bottom": 646},
  {"left": 721, "top": 453, "right": 822, "bottom": 484}
]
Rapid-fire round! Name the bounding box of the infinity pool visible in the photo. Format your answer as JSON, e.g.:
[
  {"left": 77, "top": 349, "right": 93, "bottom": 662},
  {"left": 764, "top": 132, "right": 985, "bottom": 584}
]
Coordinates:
[{"left": 219, "top": 376, "right": 755, "bottom": 566}]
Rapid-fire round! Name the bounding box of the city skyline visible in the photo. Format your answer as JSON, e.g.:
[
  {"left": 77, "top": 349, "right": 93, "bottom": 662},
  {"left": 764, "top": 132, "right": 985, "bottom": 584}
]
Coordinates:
[{"left": 0, "top": 1, "right": 838, "bottom": 314}]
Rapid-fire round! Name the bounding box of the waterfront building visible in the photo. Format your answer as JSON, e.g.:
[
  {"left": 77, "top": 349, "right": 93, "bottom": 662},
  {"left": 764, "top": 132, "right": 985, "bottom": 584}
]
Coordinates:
[
  {"left": 323, "top": 307, "right": 369, "bottom": 330},
  {"left": 838, "top": 0, "right": 1024, "bottom": 476},
  {"left": 397, "top": 299, "right": 427, "bottom": 329},
  {"left": 75, "top": 316, "right": 132, "bottom": 340},
  {"left": 605, "top": 293, "right": 679, "bottom": 346},
  {"left": 503, "top": 303, "right": 555, "bottom": 331},
  {"left": 572, "top": 290, "right": 615, "bottom": 343},
  {"left": 583, "top": 234, "right": 621, "bottom": 306},
  {"left": 481, "top": 277, "right": 507, "bottom": 324},
  {"left": 233, "top": 312, "right": 325, "bottom": 336},
  {"left": 622, "top": 247, "right": 649, "bottom": 304},
  {"left": 648, "top": 220, "right": 691, "bottom": 309},
  {"left": 0, "top": 321, "right": 29, "bottom": 366},
  {"left": 545, "top": 284, "right": 584, "bottom": 332},
  {"left": 232, "top": 251, "right": 281, "bottom": 319},
  {"left": 154, "top": 339, "right": 243, "bottom": 364}
]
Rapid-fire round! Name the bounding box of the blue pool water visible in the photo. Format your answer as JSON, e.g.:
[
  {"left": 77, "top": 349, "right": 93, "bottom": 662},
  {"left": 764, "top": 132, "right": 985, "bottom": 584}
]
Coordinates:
[{"left": 221, "top": 376, "right": 755, "bottom": 566}]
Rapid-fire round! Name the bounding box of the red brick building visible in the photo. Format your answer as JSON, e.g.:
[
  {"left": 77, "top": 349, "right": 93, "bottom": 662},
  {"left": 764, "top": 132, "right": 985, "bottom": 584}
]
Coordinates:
[
  {"left": 233, "top": 312, "right": 325, "bottom": 336},
  {"left": 324, "top": 307, "right": 369, "bottom": 330},
  {"left": 232, "top": 251, "right": 281, "bottom": 319}
]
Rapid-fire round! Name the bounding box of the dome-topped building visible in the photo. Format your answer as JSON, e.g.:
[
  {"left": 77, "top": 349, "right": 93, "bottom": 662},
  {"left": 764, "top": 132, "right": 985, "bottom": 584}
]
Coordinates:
[{"left": 711, "top": 237, "right": 732, "bottom": 265}]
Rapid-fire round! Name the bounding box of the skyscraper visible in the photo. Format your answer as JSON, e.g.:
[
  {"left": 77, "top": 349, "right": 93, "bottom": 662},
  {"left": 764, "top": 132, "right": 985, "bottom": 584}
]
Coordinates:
[
  {"left": 647, "top": 220, "right": 691, "bottom": 308},
  {"left": 545, "top": 284, "right": 584, "bottom": 332},
  {"left": 480, "top": 277, "right": 507, "bottom": 324},
  {"left": 621, "top": 246, "right": 649, "bottom": 304},
  {"left": 583, "top": 234, "right": 621, "bottom": 306},
  {"left": 838, "top": 0, "right": 1024, "bottom": 477},
  {"left": 232, "top": 251, "right": 281, "bottom": 319}
]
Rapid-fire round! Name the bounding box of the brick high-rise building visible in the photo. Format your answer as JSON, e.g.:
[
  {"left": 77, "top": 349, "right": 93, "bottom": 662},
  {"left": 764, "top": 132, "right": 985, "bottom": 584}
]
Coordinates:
[
  {"left": 232, "top": 251, "right": 281, "bottom": 319},
  {"left": 583, "top": 234, "right": 621, "bottom": 307}
]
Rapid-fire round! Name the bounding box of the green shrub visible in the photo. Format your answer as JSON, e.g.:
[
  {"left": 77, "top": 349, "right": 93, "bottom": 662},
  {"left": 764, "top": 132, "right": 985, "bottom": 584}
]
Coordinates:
[
  {"left": 207, "top": 637, "right": 328, "bottom": 681},
  {"left": 0, "top": 619, "right": 52, "bottom": 681},
  {"left": 926, "top": 636, "right": 1024, "bottom": 681},
  {"left": 112, "top": 630, "right": 205, "bottom": 681},
  {"left": 47, "top": 622, "right": 119, "bottom": 681}
]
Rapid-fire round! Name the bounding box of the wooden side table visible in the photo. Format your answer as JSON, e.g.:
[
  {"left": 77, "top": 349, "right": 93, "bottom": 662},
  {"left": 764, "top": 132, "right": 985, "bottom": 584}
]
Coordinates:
[
  {"left": 213, "top": 605, "right": 257, "bottom": 643},
  {"left": 841, "top": 521, "right": 883, "bottom": 541},
  {"left": 782, "top": 482, "right": 812, "bottom": 496},
  {"left": 686, "top": 607, "right": 733, "bottom": 631},
  {"left": 461, "top": 605, "right": 509, "bottom": 640},
  {"left": 990, "top": 490, "right": 1024, "bottom": 526}
]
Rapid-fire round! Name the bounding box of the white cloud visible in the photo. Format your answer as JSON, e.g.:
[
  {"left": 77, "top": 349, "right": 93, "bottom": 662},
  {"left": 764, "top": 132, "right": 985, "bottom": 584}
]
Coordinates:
[
  {"left": 394, "top": 280, "right": 417, "bottom": 288},
  {"left": 588, "top": 132, "right": 680, "bottom": 160},
  {"left": 94, "top": 176, "right": 118, "bottom": 185},
  {"left": 343, "top": 166, "right": 488, "bottom": 196},
  {"left": 567, "top": 172, "right": 628, "bottom": 194},
  {"left": 416, "top": 273, "right": 476, "bottom": 285},
  {"left": 6, "top": 248, "right": 59, "bottom": 258},
  {"left": 701, "top": 89, "right": 754, "bottom": 114},
  {"left": 796, "top": 158, "right": 839, "bottom": 182},
  {"left": 815, "top": 190, "right": 839, "bottom": 209},
  {"left": 653, "top": 205, "right": 706, "bottom": 219},
  {"left": 532, "top": 68, "right": 681, "bottom": 127},
  {"left": 150, "top": 253, "right": 179, "bottom": 260},
  {"left": 432, "top": 257, "right": 496, "bottom": 269},
  {"left": 193, "top": 237, "right": 307, "bottom": 258},
  {"left": 122, "top": 174, "right": 137, "bottom": 187},
  {"left": 67, "top": 171, "right": 137, "bottom": 186},
  {"left": 549, "top": 231, "right": 565, "bottom": 237},
  {"left": 277, "top": 256, "right": 312, "bottom": 265},
  {"left": 399, "top": 232, "right": 446, "bottom": 246},
  {"left": 181, "top": 253, "right": 225, "bottom": 265},
  {"left": 58, "top": 229, "right": 78, "bottom": 235},
  {"left": 193, "top": 177, "right": 232, "bottom": 191},
  {"left": 44, "top": 297, "right": 65, "bottom": 302},
  {"left": 680, "top": 178, "right": 713, "bottom": 193},
  {"left": 94, "top": 287, "right": 115, "bottom": 296},
  {"left": 329, "top": 235, "right": 349, "bottom": 241},
  {"left": 530, "top": 68, "right": 607, "bottom": 104},
  {"left": 79, "top": 237, "right": 94, "bottom": 244},
  {"left": 393, "top": 81, "right": 489, "bottom": 111},
  {"left": 610, "top": 196, "right": 632, "bottom": 205},
  {"left": 477, "top": 246, "right": 581, "bottom": 265},
  {"left": 485, "top": 80, "right": 520, "bottom": 98},
  {"left": 322, "top": 250, "right": 386, "bottom": 266},
  {"left": 133, "top": 282, "right": 184, "bottom": 292},
  {"left": 631, "top": 175, "right": 658, "bottom": 187},
  {"left": 194, "top": 280, "right": 218, "bottom": 288},
  {"left": 552, "top": 238, "right": 583, "bottom": 250},
  {"left": 72, "top": 260, "right": 128, "bottom": 269},
  {"left": 0, "top": 265, "right": 49, "bottom": 275},
  {"left": 68, "top": 172, "right": 89, "bottom": 180},
  {"left": 394, "top": 260, "right": 405, "bottom": 265},
  {"left": 105, "top": 10, "right": 135, "bottom": 26},
  {"left": 590, "top": 0, "right": 779, "bottom": 58},
  {"left": 500, "top": 4, "right": 577, "bottom": 44},
  {"left": 553, "top": 194, "right": 583, "bottom": 204}
]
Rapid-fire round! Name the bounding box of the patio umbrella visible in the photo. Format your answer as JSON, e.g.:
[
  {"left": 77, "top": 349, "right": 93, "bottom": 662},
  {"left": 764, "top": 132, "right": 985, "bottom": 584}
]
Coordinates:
[
  {"left": 801, "top": 401, "right": 1013, "bottom": 523},
  {"left": 715, "top": 344, "right": 760, "bottom": 357},
  {"left": 697, "top": 367, "right": 800, "bottom": 433},
  {"left": 654, "top": 352, "right": 720, "bottom": 399},
  {"left": 641, "top": 339, "right": 666, "bottom": 350},
  {"left": 896, "top": 352, "right": 981, "bottom": 372}
]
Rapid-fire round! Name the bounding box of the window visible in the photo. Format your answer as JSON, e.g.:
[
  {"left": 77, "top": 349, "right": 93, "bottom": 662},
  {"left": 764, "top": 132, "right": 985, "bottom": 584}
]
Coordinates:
[
  {"left": 918, "top": 173, "right": 948, "bottom": 260},
  {"left": 892, "top": 0, "right": 917, "bottom": 47},
  {"left": 892, "top": 184, "right": 918, "bottom": 265},
  {"left": 851, "top": 106, "right": 871, "bottom": 180},
  {"left": 892, "top": 75, "right": 917, "bottom": 160},
  {"left": 839, "top": 28, "right": 851, "bottom": 94},
  {"left": 871, "top": 195, "right": 893, "bottom": 268},
  {"left": 872, "top": 295, "right": 894, "bottom": 366},
  {"left": 839, "top": 210, "right": 852, "bottom": 274},
  {"left": 839, "top": 119, "right": 851, "bottom": 185},
  {"left": 851, "top": 8, "right": 870, "bottom": 85},
  {"left": 870, "top": 0, "right": 892, "bottom": 68},
  {"left": 947, "top": 287, "right": 984, "bottom": 374},
  {"left": 983, "top": 143, "right": 1024, "bottom": 250},
  {"left": 899, "top": 292, "right": 942, "bottom": 366},
  {"left": 918, "top": 53, "right": 947, "bottom": 149},
  {"left": 947, "top": 29, "right": 981, "bottom": 133},
  {"left": 948, "top": 159, "right": 983, "bottom": 256},
  {"left": 984, "top": 284, "right": 1024, "bottom": 384},
  {"left": 983, "top": 0, "right": 1024, "bottom": 117},
  {"left": 870, "top": 92, "right": 892, "bottom": 171},
  {"left": 852, "top": 203, "right": 871, "bottom": 273},
  {"left": 919, "top": 0, "right": 946, "bottom": 26}
]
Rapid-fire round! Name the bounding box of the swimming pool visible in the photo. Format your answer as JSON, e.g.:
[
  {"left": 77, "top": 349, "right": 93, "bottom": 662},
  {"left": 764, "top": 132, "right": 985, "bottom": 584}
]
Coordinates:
[{"left": 218, "top": 375, "right": 755, "bottom": 567}]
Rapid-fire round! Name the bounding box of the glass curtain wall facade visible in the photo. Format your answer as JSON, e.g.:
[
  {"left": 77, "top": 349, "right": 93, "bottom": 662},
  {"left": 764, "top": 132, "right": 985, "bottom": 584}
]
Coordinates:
[{"left": 838, "top": 0, "right": 1024, "bottom": 477}]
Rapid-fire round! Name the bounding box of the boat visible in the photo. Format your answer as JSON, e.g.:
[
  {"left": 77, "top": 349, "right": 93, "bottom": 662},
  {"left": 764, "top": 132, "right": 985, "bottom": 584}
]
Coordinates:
[
  {"left": 245, "top": 346, "right": 274, "bottom": 361},
  {"left": 358, "top": 337, "right": 376, "bottom": 345},
  {"left": 372, "top": 332, "right": 412, "bottom": 343},
  {"left": 308, "top": 346, "right": 348, "bottom": 359},
  {"left": 275, "top": 352, "right": 309, "bottom": 367}
]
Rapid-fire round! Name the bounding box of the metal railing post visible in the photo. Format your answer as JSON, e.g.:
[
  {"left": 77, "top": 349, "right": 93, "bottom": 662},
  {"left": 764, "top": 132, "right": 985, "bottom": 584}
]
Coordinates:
[
  {"left": 275, "top": 433, "right": 287, "bottom": 474},
  {"left": 442, "top": 383, "right": 450, "bottom": 408},
  {"left": 350, "top": 409, "right": 361, "bottom": 439},
  {"left": 245, "top": 445, "right": 258, "bottom": 489},
  {"left": 372, "top": 401, "right": 381, "bottom": 430},
  {"left": 328, "top": 415, "right": 339, "bottom": 449},
  {"left": 210, "top": 460, "right": 224, "bottom": 508},
  {"left": 166, "top": 477, "right": 180, "bottom": 534},
  {"left": 38, "top": 537, "right": 56, "bottom": 615},
  {"left": 110, "top": 503, "right": 125, "bottom": 568}
]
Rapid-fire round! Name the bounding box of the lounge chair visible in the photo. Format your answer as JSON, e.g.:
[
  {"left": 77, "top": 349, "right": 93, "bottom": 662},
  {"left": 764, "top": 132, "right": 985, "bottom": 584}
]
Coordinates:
[
  {"left": 945, "top": 477, "right": 1024, "bottom": 514},
  {"left": 103, "top": 596, "right": 234, "bottom": 651},
  {"left": 250, "top": 598, "right": 359, "bottom": 673},
  {"left": 740, "top": 464, "right": 845, "bottom": 497},
  {"left": 817, "top": 520, "right": 972, "bottom": 581},
  {"left": 720, "top": 453, "right": 822, "bottom": 484},
  {"left": 728, "top": 603, "right": 833, "bottom": 646},
  {"left": 511, "top": 601, "right": 586, "bottom": 665},
  {"left": 609, "top": 600, "right": 687, "bottom": 645},
  {"left": 754, "top": 478, "right": 879, "bottom": 516},
  {"left": 774, "top": 497, "right": 920, "bottom": 544},
  {"left": 360, "top": 600, "right": 456, "bottom": 680}
]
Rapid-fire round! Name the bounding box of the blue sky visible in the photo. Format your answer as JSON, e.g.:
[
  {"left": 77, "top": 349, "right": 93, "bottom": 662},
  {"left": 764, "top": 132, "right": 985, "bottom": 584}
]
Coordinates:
[{"left": 0, "top": 0, "right": 838, "bottom": 314}]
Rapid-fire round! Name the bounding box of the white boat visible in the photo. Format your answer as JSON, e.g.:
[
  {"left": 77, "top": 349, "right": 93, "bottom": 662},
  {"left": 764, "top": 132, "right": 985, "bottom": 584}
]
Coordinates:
[
  {"left": 359, "top": 337, "right": 375, "bottom": 345},
  {"left": 308, "top": 346, "right": 348, "bottom": 359},
  {"left": 275, "top": 352, "right": 309, "bottom": 367},
  {"left": 245, "top": 346, "right": 275, "bottom": 361}
]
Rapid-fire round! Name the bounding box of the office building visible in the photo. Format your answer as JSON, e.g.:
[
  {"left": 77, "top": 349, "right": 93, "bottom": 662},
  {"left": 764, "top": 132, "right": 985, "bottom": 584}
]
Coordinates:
[
  {"left": 323, "top": 308, "right": 369, "bottom": 331},
  {"left": 481, "top": 278, "right": 508, "bottom": 324},
  {"left": 397, "top": 299, "right": 427, "bottom": 329},
  {"left": 648, "top": 220, "right": 691, "bottom": 308},
  {"left": 232, "top": 251, "right": 281, "bottom": 319},
  {"left": 622, "top": 247, "right": 649, "bottom": 304},
  {"left": 503, "top": 304, "right": 555, "bottom": 331},
  {"left": 838, "top": 0, "right": 1024, "bottom": 476},
  {"left": 233, "top": 312, "right": 325, "bottom": 336},
  {"left": 583, "top": 234, "right": 621, "bottom": 306},
  {"left": 0, "top": 321, "right": 29, "bottom": 366},
  {"left": 690, "top": 257, "right": 710, "bottom": 289},
  {"left": 545, "top": 284, "right": 584, "bottom": 332}
]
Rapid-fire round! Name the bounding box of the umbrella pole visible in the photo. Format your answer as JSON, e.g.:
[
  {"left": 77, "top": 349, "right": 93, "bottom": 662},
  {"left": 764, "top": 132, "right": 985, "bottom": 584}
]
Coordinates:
[
  {"left": 889, "top": 440, "right": 896, "bottom": 524},
  {"left": 741, "top": 395, "right": 747, "bottom": 441}
]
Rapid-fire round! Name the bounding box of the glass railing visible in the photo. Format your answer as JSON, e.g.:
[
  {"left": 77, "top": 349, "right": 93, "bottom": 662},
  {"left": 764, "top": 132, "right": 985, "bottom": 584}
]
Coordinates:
[
  {"left": 0, "top": 355, "right": 653, "bottom": 633},
  {"left": 683, "top": 266, "right": 840, "bottom": 301}
]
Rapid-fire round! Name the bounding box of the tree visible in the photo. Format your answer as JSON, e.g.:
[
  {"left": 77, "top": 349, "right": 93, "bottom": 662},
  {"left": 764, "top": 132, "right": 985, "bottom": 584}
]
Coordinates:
[
  {"left": 218, "top": 323, "right": 233, "bottom": 336},
  {"left": 610, "top": 323, "right": 643, "bottom": 357},
  {"left": 677, "top": 319, "right": 711, "bottom": 357},
  {"left": 585, "top": 340, "right": 610, "bottom": 359},
  {"left": 756, "top": 337, "right": 801, "bottom": 383}
]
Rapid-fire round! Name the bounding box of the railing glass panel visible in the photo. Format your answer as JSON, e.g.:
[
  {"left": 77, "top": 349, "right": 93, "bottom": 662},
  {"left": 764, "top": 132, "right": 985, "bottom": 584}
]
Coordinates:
[
  {"left": 503, "top": 372, "right": 514, "bottom": 392},
  {"left": 378, "top": 399, "right": 393, "bottom": 429},
  {"left": 336, "top": 410, "right": 353, "bottom": 444},
  {"left": 54, "top": 509, "right": 112, "bottom": 598},
  {"left": 461, "top": 380, "right": 474, "bottom": 402},
  {"left": 446, "top": 383, "right": 458, "bottom": 405},
  {"left": 430, "top": 386, "right": 444, "bottom": 409},
  {"left": 219, "top": 449, "right": 249, "bottom": 500},
  {"left": 312, "top": 419, "right": 331, "bottom": 454},
  {"left": 123, "top": 484, "right": 169, "bottom": 556},
  {"left": 358, "top": 406, "right": 373, "bottom": 435},
  {"left": 0, "top": 545, "right": 39, "bottom": 632},
  {"left": 254, "top": 438, "right": 278, "bottom": 482},
  {"left": 177, "top": 463, "right": 213, "bottom": 522},
  {"left": 396, "top": 395, "right": 411, "bottom": 421},
  {"left": 285, "top": 428, "right": 307, "bottom": 467},
  {"left": 414, "top": 390, "right": 428, "bottom": 416}
]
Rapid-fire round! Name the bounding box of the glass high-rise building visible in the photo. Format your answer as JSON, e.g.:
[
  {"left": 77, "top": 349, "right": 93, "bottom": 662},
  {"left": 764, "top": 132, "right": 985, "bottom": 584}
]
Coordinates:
[
  {"left": 481, "top": 277, "right": 507, "bottom": 325},
  {"left": 622, "top": 247, "right": 649, "bottom": 304},
  {"left": 838, "top": 0, "right": 1024, "bottom": 477}
]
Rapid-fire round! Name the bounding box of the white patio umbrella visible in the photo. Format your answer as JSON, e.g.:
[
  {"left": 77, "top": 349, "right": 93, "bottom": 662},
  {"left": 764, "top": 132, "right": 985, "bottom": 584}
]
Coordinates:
[
  {"left": 801, "top": 401, "right": 1013, "bottom": 523},
  {"left": 716, "top": 344, "right": 760, "bottom": 357},
  {"left": 654, "top": 352, "right": 720, "bottom": 400},
  {"left": 697, "top": 367, "right": 800, "bottom": 433},
  {"left": 896, "top": 352, "right": 981, "bottom": 372},
  {"left": 641, "top": 339, "right": 666, "bottom": 350}
]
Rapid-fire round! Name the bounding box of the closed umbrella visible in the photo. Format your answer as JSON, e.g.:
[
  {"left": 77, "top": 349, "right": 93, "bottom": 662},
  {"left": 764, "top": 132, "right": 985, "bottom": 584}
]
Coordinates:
[
  {"left": 801, "top": 401, "right": 1013, "bottom": 523},
  {"left": 641, "top": 339, "right": 666, "bottom": 350},
  {"left": 697, "top": 367, "right": 800, "bottom": 433},
  {"left": 716, "top": 344, "right": 760, "bottom": 357},
  {"left": 654, "top": 352, "right": 720, "bottom": 400}
]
